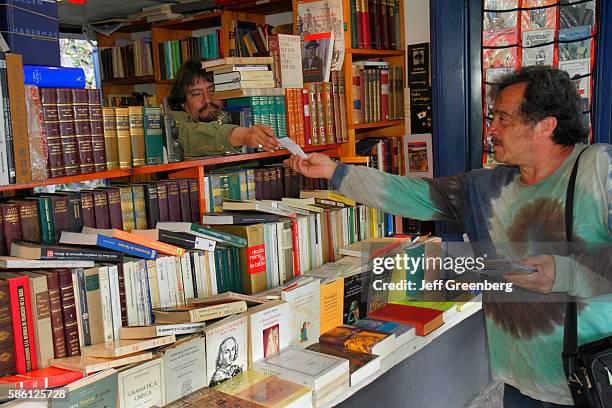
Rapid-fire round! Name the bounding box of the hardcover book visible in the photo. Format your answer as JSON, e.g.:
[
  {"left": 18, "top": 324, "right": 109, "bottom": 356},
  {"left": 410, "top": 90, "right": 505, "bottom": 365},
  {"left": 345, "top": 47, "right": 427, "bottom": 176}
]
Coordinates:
[
  {"left": 163, "top": 386, "right": 265, "bottom": 408},
  {"left": 352, "top": 318, "right": 416, "bottom": 346},
  {"left": 0, "top": 278, "right": 16, "bottom": 377},
  {"left": 11, "top": 240, "right": 123, "bottom": 263},
  {"left": 0, "top": 366, "right": 83, "bottom": 390},
  {"left": 368, "top": 303, "right": 444, "bottom": 336},
  {"left": 214, "top": 370, "right": 312, "bottom": 408},
  {"left": 204, "top": 314, "right": 248, "bottom": 387}
]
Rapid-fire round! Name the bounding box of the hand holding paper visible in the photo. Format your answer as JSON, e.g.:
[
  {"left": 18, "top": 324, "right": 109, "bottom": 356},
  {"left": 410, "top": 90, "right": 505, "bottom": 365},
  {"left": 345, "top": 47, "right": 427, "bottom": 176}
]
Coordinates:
[{"left": 278, "top": 137, "right": 308, "bottom": 159}]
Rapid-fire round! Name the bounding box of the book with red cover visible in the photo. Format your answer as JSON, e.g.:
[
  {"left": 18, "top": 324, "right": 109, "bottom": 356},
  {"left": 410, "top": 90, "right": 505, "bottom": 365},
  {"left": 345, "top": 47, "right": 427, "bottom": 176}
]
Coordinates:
[
  {"left": 56, "top": 269, "right": 81, "bottom": 357},
  {"left": 34, "top": 271, "right": 67, "bottom": 359},
  {"left": 98, "top": 187, "right": 123, "bottom": 230},
  {"left": 368, "top": 303, "right": 443, "bottom": 336},
  {"left": 40, "top": 88, "right": 64, "bottom": 178},
  {"left": 56, "top": 88, "right": 80, "bottom": 176},
  {"left": 0, "top": 279, "right": 16, "bottom": 376},
  {"left": 70, "top": 89, "right": 95, "bottom": 174},
  {"left": 2, "top": 274, "right": 37, "bottom": 373},
  {"left": 0, "top": 366, "right": 82, "bottom": 389},
  {"left": 0, "top": 203, "right": 22, "bottom": 254},
  {"left": 87, "top": 89, "right": 107, "bottom": 172},
  {"left": 11, "top": 200, "right": 41, "bottom": 242}
]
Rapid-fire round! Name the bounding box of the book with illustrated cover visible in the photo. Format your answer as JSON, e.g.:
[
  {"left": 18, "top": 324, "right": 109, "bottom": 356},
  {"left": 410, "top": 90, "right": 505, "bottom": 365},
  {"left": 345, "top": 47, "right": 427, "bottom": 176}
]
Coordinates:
[
  {"left": 352, "top": 318, "right": 416, "bottom": 346},
  {"left": 319, "top": 324, "right": 396, "bottom": 358},
  {"left": 161, "top": 336, "right": 207, "bottom": 404},
  {"left": 214, "top": 370, "right": 312, "bottom": 408},
  {"left": 368, "top": 303, "right": 444, "bottom": 336},
  {"left": 306, "top": 342, "right": 380, "bottom": 386},
  {"left": 204, "top": 314, "right": 248, "bottom": 387},
  {"left": 296, "top": 0, "right": 344, "bottom": 71},
  {"left": 49, "top": 369, "right": 117, "bottom": 408},
  {"left": 163, "top": 386, "right": 266, "bottom": 408},
  {"left": 521, "top": 0, "right": 557, "bottom": 31},
  {"left": 482, "top": 28, "right": 519, "bottom": 70},
  {"left": 560, "top": 0, "right": 596, "bottom": 30},
  {"left": 243, "top": 300, "right": 290, "bottom": 365},
  {"left": 522, "top": 28, "right": 555, "bottom": 67},
  {"left": 301, "top": 32, "right": 334, "bottom": 83}
]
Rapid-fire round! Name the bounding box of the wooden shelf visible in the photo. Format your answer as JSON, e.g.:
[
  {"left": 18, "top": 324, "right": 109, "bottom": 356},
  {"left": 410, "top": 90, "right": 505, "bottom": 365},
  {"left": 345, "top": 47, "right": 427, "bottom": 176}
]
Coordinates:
[
  {"left": 131, "top": 144, "right": 340, "bottom": 175},
  {"left": 223, "top": 0, "right": 293, "bottom": 14},
  {"left": 114, "top": 19, "right": 151, "bottom": 33},
  {"left": 347, "top": 49, "right": 405, "bottom": 57},
  {"left": 102, "top": 75, "right": 155, "bottom": 86},
  {"left": 156, "top": 79, "right": 173, "bottom": 85},
  {"left": 350, "top": 120, "right": 404, "bottom": 130},
  {"left": 152, "top": 11, "right": 223, "bottom": 30},
  {"left": 0, "top": 169, "right": 132, "bottom": 192}
]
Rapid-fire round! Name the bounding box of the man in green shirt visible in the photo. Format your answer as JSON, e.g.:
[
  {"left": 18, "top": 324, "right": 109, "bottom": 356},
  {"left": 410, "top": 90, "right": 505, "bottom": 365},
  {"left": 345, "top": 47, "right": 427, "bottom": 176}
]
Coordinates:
[
  {"left": 167, "top": 60, "right": 279, "bottom": 156},
  {"left": 284, "top": 66, "right": 611, "bottom": 407}
]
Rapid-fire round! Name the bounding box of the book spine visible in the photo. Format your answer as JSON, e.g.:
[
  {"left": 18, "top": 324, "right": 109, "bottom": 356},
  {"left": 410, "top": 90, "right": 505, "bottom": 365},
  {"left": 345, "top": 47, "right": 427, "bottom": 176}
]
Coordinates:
[
  {"left": 107, "top": 265, "right": 123, "bottom": 340},
  {"left": 0, "top": 280, "right": 16, "bottom": 376},
  {"left": 191, "top": 224, "right": 246, "bottom": 247},
  {"left": 145, "top": 260, "right": 161, "bottom": 309},
  {"left": 57, "top": 270, "right": 80, "bottom": 356},
  {"left": 188, "top": 179, "right": 200, "bottom": 224},
  {"left": 119, "top": 186, "right": 136, "bottom": 231},
  {"left": 103, "top": 188, "right": 123, "bottom": 230},
  {"left": 290, "top": 218, "right": 301, "bottom": 277},
  {"left": 6, "top": 54, "right": 32, "bottom": 184},
  {"left": 56, "top": 88, "right": 80, "bottom": 176},
  {"left": 97, "top": 267, "right": 115, "bottom": 340},
  {"left": 71, "top": 89, "right": 95, "bottom": 173},
  {"left": 143, "top": 107, "right": 164, "bottom": 165},
  {"left": 114, "top": 229, "right": 183, "bottom": 257},
  {"left": 381, "top": 67, "right": 389, "bottom": 121},
  {"left": 0, "top": 52, "right": 16, "bottom": 184},
  {"left": 74, "top": 268, "right": 91, "bottom": 347},
  {"left": 23, "top": 85, "right": 48, "bottom": 181},
  {"left": 92, "top": 189, "right": 111, "bottom": 229},
  {"left": 80, "top": 191, "right": 96, "bottom": 228},
  {"left": 8, "top": 276, "right": 36, "bottom": 373},
  {"left": 132, "top": 184, "right": 148, "bottom": 230},
  {"left": 48, "top": 196, "right": 70, "bottom": 242},
  {"left": 115, "top": 108, "right": 132, "bottom": 169},
  {"left": 143, "top": 183, "right": 160, "bottom": 229},
  {"left": 26, "top": 274, "right": 54, "bottom": 368},
  {"left": 166, "top": 181, "right": 182, "bottom": 222},
  {"left": 102, "top": 107, "right": 120, "bottom": 170},
  {"left": 0, "top": 54, "right": 10, "bottom": 185},
  {"left": 40, "top": 88, "right": 64, "bottom": 178},
  {"left": 97, "top": 235, "right": 158, "bottom": 260},
  {"left": 1, "top": 203, "right": 21, "bottom": 254},
  {"left": 42, "top": 272, "right": 67, "bottom": 359},
  {"left": 128, "top": 106, "right": 146, "bottom": 167},
  {"left": 88, "top": 89, "right": 107, "bottom": 172},
  {"left": 64, "top": 193, "right": 84, "bottom": 233},
  {"left": 178, "top": 179, "right": 192, "bottom": 222},
  {"left": 157, "top": 182, "right": 170, "bottom": 222}
]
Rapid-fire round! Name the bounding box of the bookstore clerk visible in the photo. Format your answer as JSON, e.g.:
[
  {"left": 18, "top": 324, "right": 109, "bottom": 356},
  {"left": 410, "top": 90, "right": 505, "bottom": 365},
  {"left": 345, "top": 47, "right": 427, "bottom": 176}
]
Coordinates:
[{"left": 167, "top": 60, "right": 280, "bottom": 156}]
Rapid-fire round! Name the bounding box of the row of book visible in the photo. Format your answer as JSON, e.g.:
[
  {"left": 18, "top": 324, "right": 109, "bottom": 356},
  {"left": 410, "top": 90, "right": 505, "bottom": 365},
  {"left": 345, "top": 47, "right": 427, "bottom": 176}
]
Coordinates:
[
  {"left": 0, "top": 179, "right": 201, "bottom": 255},
  {"left": 228, "top": 23, "right": 272, "bottom": 58},
  {"left": 0, "top": 235, "right": 482, "bottom": 407},
  {"left": 351, "top": 61, "right": 404, "bottom": 124},
  {"left": 157, "top": 33, "right": 222, "bottom": 80},
  {"left": 349, "top": 0, "right": 403, "bottom": 51},
  {"left": 99, "top": 38, "right": 155, "bottom": 81}
]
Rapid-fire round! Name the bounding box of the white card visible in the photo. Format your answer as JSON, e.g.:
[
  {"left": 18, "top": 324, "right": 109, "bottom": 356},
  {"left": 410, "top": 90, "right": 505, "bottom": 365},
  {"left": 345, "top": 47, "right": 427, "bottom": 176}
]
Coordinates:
[{"left": 278, "top": 137, "right": 308, "bottom": 159}]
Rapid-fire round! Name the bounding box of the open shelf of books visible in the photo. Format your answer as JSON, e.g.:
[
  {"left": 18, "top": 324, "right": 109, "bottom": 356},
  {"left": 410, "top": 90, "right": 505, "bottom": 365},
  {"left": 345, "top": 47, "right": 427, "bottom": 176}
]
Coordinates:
[{"left": 0, "top": 0, "right": 482, "bottom": 407}]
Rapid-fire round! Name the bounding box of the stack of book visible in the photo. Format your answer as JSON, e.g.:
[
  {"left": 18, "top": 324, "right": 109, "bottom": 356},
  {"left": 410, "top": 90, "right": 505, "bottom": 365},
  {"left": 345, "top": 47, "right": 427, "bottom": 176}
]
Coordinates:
[{"left": 203, "top": 57, "right": 276, "bottom": 99}]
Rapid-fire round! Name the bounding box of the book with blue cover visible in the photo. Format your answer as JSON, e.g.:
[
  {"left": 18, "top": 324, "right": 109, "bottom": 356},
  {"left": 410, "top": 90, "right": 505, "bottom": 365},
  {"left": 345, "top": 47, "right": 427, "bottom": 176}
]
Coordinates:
[
  {"left": 353, "top": 318, "right": 416, "bottom": 346},
  {"left": 23, "top": 65, "right": 86, "bottom": 88},
  {"left": 59, "top": 231, "right": 158, "bottom": 260},
  {"left": 0, "top": 0, "right": 59, "bottom": 66}
]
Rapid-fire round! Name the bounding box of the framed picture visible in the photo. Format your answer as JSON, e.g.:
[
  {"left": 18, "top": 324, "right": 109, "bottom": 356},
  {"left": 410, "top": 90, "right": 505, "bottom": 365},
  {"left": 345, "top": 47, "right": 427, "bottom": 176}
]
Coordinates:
[{"left": 403, "top": 133, "right": 433, "bottom": 178}]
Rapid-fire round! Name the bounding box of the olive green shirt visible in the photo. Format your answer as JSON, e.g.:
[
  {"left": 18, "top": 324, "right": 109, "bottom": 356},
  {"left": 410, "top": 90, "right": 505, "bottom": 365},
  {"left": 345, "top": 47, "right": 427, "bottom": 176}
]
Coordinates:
[{"left": 172, "top": 110, "right": 240, "bottom": 157}]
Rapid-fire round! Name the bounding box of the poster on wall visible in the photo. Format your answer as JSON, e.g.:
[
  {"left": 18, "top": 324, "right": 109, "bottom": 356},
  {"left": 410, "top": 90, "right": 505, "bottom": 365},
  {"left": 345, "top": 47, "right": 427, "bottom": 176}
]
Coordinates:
[
  {"left": 403, "top": 134, "right": 433, "bottom": 179},
  {"left": 406, "top": 43, "right": 430, "bottom": 87}
]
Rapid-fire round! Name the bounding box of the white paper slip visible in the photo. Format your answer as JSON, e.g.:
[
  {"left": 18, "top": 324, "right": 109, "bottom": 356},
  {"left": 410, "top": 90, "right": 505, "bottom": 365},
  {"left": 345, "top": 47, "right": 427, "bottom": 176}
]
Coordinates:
[{"left": 278, "top": 137, "right": 308, "bottom": 159}]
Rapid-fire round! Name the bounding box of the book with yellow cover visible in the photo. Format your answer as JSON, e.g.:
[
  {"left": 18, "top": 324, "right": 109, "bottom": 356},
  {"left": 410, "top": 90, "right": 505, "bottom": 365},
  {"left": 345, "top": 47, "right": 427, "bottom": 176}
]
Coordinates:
[
  {"left": 319, "top": 325, "right": 396, "bottom": 358},
  {"left": 319, "top": 278, "right": 344, "bottom": 335},
  {"left": 299, "top": 190, "right": 356, "bottom": 206},
  {"left": 214, "top": 370, "right": 312, "bottom": 408}
]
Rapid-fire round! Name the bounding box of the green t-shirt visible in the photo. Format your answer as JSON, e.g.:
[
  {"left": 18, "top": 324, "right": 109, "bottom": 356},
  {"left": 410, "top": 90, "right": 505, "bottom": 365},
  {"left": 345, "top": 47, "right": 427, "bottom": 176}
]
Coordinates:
[
  {"left": 331, "top": 143, "right": 612, "bottom": 404},
  {"left": 172, "top": 110, "right": 239, "bottom": 157}
]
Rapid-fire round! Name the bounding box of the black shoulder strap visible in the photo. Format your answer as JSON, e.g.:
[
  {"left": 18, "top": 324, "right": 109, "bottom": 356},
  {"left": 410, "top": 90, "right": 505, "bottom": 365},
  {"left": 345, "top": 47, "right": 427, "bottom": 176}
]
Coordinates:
[{"left": 563, "top": 146, "right": 589, "bottom": 355}]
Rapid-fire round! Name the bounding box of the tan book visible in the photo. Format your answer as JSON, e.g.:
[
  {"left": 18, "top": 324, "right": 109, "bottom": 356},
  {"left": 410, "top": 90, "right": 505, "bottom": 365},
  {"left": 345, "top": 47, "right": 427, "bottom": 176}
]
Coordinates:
[
  {"left": 128, "top": 106, "right": 146, "bottom": 167},
  {"left": 299, "top": 190, "right": 357, "bottom": 207},
  {"left": 83, "top": 266, "right": 110, "bottom": 345},
  {"left": 114, "top": 107, "right": 132, "bottom": 169},
  {"left": 213, "top": 224, "right": 268, "bottom": 294},
  {"left": 152, "top": 300, "right": 247, "bottom": 324},
  {"left": 212, "top": 87, "right": 284, "bottom": 100},
  {"left": 202, "top": 57, "right": 273, "bottom": 70},
  {"left": 187, "top": 291, "right": 267, "bottom": 307},
  {"left": 81, "top": 335, "right": 175, "bottom": 358},
  {"left": 5, "top": 53, "right": 31, "bottom": 184},
  {"left": 119, "top": 322, "right": 207, "bottom": 339},
  {"left": 214, "top": 370, "right": 312, "bottom": 408},
  {"left": 20, "top": 271, "right": 54, "bottom": 368},
  {"left": 50, "top": 352, "right": 153, "bottom": 375},
  {"left": 102, "top": 107, "right": 120, "bottom": 169}
]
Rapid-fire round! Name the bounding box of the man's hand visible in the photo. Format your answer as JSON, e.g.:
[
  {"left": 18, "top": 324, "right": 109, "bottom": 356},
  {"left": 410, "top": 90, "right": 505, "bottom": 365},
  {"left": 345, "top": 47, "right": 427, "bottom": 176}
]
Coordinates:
[
  {"left": 504, "top": 255, "right": 556, "bottom": 294},
  {"left": 283, "top": 153, "right": 338, "bottom": 180},
  {"left": 229, "top": 125, "right": 279, "bottom": 152}
]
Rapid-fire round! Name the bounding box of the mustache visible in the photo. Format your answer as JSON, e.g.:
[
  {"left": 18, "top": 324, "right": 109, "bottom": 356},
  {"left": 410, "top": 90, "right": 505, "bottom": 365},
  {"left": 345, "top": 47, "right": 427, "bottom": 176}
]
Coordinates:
[
  {"left": 490, "top": 138, "right": 501, "bottom": 145},
  {"left": 198, "top": 102, "right": 221, "bottom": 114}
]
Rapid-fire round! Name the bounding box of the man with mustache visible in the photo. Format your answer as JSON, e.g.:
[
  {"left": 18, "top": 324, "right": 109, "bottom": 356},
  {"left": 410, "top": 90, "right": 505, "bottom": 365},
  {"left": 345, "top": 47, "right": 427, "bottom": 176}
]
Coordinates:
[
  {"left": 168, "top": 60, "right": 279, "bottom": 156},
  {"left": 284, "top": 66, "right": 611, "bottom": 407}
]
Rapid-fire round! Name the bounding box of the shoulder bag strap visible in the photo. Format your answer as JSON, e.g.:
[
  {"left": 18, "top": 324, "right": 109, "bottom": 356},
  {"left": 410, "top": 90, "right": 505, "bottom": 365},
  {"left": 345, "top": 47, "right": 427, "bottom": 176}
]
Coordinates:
[{"left": 563, "top": 146, "right": 589, "bottom": 355}]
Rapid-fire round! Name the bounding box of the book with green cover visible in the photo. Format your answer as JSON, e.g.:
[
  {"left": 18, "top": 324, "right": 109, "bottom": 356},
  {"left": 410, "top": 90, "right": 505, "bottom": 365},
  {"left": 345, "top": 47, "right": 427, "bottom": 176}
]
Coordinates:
[
  {"left": 50, "top": 369, "right": 118, "bottom": 408},
  {"left": 27, "top": 197, "right": 54, "bottom": 244},
  {"left": 143, "top": 107, "right": 164, "bottom": 165}
]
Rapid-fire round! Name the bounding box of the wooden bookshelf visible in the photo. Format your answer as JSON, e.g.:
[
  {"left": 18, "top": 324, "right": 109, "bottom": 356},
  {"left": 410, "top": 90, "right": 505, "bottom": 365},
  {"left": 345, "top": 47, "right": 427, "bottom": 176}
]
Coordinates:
[
  {"left": 350, "top": 120, "right": 405, "bottom": 130},
  {"left": 0, "top": 169, "right": 132, "bottom": 192},
  {"left": 101, "top": 75, "right": 155, "bottom": 86}
]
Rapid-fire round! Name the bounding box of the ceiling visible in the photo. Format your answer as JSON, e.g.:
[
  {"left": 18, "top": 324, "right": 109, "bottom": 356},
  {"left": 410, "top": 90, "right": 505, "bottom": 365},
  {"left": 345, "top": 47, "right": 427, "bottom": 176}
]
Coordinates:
[{"left": 58, "top": 0, "right": 174, "bottom": 28}]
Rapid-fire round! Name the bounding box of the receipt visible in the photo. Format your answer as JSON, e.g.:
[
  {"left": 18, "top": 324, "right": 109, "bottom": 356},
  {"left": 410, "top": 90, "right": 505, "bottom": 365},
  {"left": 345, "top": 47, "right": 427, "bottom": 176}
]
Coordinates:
[{"left": 278, "top": 137, "right": 308, "bottom": 159}]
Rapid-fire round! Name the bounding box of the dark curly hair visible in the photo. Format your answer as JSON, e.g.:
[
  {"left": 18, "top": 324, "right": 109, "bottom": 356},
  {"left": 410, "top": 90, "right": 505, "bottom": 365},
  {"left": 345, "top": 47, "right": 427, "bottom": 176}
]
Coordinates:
[
  {"left": 494, "top": 66, "right": 588, "bottom": 146},
  {"left": 167, "top": 60, "right": 214, "bottom": 111}
]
